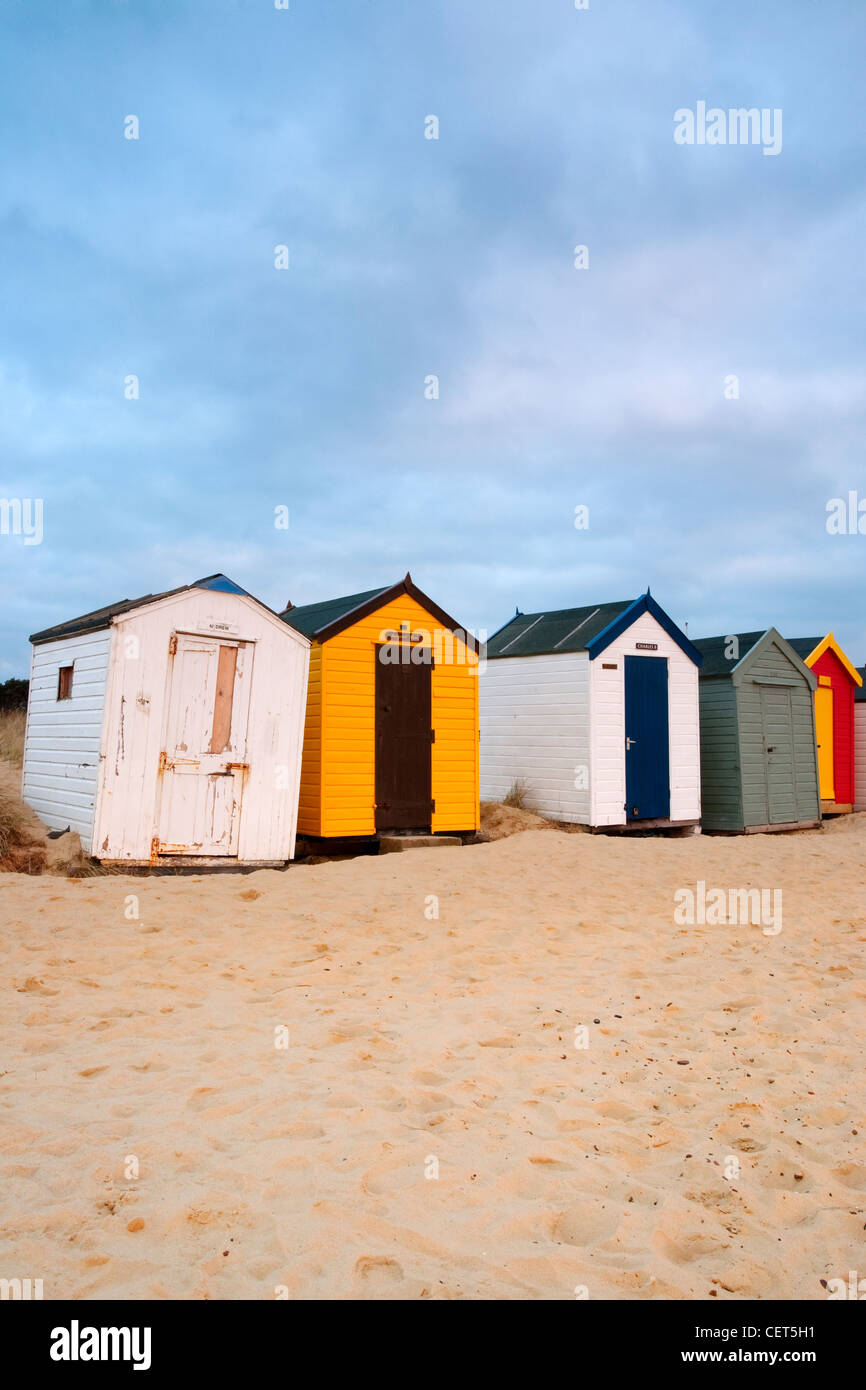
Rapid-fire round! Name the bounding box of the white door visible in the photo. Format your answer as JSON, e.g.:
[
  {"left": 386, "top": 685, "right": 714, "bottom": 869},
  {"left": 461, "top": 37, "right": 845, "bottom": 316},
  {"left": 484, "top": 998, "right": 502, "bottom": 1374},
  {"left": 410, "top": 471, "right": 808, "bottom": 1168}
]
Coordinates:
[{"left": 156, "top": 635, "right": 253, "bottom": 855}]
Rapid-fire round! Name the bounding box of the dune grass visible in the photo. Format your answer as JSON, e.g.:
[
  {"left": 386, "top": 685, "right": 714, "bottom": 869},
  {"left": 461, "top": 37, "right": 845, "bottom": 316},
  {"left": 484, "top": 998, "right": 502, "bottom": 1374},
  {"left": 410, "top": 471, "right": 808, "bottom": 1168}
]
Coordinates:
[{"left": 0, "top": 709, "right": 26, "bottom": 768}]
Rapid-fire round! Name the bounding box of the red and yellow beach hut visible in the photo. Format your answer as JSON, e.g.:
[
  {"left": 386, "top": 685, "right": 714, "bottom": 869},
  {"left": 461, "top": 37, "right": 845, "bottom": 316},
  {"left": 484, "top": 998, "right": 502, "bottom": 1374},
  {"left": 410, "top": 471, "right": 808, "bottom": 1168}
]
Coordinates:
[{"left": 788, "top": 633, "right": 862, "bottom": 813}]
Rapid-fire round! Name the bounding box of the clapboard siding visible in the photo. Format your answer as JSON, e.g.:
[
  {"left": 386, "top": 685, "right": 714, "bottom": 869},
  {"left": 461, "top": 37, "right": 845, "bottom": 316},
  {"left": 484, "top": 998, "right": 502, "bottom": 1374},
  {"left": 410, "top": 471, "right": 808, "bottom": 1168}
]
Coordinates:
[
  {"left": 21, "top": 630, "right": 112, "bottom": 848},
  {"left": 479, "top": 651, "right": 591, "bottom": 823},
  {"left": 589, "top": 610, "right": 700, "bottom": 826},
  {"left": 481, "top": 602, "right": 700, "bottom": 828},
  {"left": 695, "top": 630, "right": 820, "bottom": 832},
  {"left": 855, "top": 704, "right": 866, "bottom": 811},
  {"left": 297, "top": 644, "right": 323, "bottom": 833},
  {"left": 297, "top": 593, "right": 479, "bottom": 838},
  {"left": 698, "top": 679, "right": 742, "bottom": 830},
  {"left": 793, "top": 639, "right": 861, "bottom": 811},
  {"left": 23, "top": 584, "right": 309, "bottom": 864}
]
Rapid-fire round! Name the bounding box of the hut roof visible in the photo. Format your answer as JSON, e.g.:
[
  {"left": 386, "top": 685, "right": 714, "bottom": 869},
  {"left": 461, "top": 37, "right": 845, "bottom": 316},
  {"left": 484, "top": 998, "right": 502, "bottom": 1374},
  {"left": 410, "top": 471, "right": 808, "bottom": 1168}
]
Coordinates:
[
  {"left": 486, "top": 592, "right": 701, "bottom": 664},
  {"left": 281, "top": 573, "right": 477, "bottom": 648},
  {"left": 787, "top": 633, "right": 862, "bottom": 685},
  {"left": 692, "top": 628, "right": 816, "bottom": 684},
  {"left": 30, "top": 574, "right": 256, "bottom": 645}
]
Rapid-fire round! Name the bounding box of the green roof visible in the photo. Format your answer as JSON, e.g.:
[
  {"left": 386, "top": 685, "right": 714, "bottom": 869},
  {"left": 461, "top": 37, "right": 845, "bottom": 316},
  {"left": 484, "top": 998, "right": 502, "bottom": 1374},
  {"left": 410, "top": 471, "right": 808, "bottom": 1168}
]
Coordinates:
[
  {"left": 281, "top": 586, "right": 389, "bottom": 639},
  {"left": 486, "top": 601, "right": 633, "bottom": 658}
]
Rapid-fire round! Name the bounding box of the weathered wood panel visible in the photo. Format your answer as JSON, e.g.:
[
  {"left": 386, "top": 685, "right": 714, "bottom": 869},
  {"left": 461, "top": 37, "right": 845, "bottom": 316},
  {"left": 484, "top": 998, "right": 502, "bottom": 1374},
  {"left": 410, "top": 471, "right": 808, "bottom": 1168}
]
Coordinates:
[{"left": 90, "top": 589, "right": 309, "bottom": 862}]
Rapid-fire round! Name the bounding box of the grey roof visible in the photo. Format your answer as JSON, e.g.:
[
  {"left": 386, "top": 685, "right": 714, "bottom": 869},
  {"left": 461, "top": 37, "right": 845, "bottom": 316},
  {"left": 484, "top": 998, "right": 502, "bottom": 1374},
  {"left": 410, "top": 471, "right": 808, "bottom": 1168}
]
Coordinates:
[
  {"left": 30, "top": 574, "right": 255, "bottom": 645},
  {"left": 485, "top": 600, "right": 633, "bottom": 658},
  {"left": 692, "top": 629, "right": 820, "bottom": 682},
  {"left": 281, "top": 586, "right": 390, "bottom": 639},
  {"left": 785, "top": 637, "right": 823, "bottom": 663},
  {"left": 691, "top": 631, "right": 768, "bottom": 677}
]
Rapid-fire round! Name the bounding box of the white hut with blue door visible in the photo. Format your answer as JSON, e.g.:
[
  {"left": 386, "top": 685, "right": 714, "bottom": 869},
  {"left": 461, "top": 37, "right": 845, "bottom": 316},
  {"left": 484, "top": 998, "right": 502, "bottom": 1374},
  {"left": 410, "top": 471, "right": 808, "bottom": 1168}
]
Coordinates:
[{"left": 479, "top": 592, "right": 702, "bottom": 829}]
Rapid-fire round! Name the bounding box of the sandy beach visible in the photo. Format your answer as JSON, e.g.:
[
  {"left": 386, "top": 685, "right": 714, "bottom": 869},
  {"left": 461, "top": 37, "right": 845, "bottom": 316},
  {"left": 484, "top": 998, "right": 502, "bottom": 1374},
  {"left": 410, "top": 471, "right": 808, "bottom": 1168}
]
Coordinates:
[{"left": 1, "top": 818, "right": 864, "bottom": 1301}]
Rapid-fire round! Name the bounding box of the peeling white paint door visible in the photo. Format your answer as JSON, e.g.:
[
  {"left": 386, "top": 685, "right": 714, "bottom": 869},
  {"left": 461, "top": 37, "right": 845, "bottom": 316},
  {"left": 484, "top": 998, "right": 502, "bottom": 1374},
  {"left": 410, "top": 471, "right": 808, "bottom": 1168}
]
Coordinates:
[{"left": 156, "top": 635, "right": 253, "bottom": 855}]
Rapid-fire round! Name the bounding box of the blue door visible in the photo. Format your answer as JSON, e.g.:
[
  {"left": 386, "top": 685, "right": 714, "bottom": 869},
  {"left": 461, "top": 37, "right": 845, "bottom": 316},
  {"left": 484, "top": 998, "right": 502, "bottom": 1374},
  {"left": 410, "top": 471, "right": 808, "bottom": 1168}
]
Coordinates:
[{"left": 624, "top": 655, "right": 670, "bottom": 820}]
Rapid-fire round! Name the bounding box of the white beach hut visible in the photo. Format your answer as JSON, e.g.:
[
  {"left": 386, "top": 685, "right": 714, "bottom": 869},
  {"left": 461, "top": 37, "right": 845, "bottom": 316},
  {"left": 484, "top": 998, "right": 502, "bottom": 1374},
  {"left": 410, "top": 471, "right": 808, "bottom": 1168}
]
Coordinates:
[
  {"left": 480, "top": 592, "right": 702, "bottom": 829},
  {"left": 22, "top": 574, "right": 310, "bottom": 865}
]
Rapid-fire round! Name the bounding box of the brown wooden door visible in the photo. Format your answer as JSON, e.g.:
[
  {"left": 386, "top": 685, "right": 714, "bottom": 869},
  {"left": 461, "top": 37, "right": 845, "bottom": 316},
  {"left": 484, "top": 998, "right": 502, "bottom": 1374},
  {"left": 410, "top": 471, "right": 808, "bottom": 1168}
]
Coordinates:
[{"left": 375, "top": 651, "right": 433, "bottom": 830}]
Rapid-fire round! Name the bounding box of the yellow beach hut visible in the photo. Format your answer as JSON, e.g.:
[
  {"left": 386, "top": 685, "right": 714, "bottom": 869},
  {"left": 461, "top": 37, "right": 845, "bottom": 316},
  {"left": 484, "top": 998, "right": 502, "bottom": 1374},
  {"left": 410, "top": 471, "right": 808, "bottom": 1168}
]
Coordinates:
[{"left": 281, "top": 575, "right": 480, "bottom": 843}]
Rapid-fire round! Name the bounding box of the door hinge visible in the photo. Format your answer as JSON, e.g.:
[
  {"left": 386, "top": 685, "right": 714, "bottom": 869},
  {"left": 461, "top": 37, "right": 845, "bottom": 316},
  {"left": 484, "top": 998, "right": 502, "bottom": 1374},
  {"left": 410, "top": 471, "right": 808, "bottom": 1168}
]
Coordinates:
[
  {"left": 168, "top": 633, "right": 178, "bottom": 656},
  {"left": 158, "top": 750, "right": 169, "bottom": 773},
  {"left": 430, "top": 799, "right": 435, "bottom": 813},
  {"left": 430, "top": 729, "right": 436, "bottom": 743}
]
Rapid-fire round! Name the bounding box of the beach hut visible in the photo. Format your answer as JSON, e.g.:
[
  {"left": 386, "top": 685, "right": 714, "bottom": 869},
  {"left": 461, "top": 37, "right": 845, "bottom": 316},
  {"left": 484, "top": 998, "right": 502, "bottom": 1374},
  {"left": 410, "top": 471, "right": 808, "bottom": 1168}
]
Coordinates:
[
  {"left": 691, "top": 629, "right": 821, "bottom": 833},
  {"left": 786, "top": 634, "right": 862, "bottom": 813},
  {"left": 854, "top": 669, "right": 866, "bottom": 812},
  {"left": 479, "top": 592, "right": 702, "bottom": 829},
  {"left": 281, "top": 574, "right": 480, "bottom": 841},
  {"left": 22, "top": 574, "right": 310, "bottom": 864}
]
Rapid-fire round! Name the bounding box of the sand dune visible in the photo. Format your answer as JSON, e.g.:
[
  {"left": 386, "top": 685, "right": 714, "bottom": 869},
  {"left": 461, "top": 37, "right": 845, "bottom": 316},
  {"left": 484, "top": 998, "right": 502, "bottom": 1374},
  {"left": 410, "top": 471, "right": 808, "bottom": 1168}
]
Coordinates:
[{"left": 1, "top": 821, "right": 864, "bottom": 1300}]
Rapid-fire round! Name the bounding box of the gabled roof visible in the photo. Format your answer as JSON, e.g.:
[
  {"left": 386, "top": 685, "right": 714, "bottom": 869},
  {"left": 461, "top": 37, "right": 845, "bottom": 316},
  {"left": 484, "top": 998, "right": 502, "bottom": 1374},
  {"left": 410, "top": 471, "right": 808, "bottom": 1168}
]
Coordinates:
[
  {"left": 280, "top": 573, "right": 478, "bottom": 649},
  {"left": 785, "top": 637, "right": 824, "bottom": 665},
  {"left": 485, "top": 600, "right": 631, "bottom": 657},
  {"left": 691, "top": 631, "right": 767, "bottom": 676},
  {"left": 30, "top": 574, "right": 260, "bottom": 645},
  {"left": 280, "top": 586, "right": 390, "bottom": 639},
  {"left": 692, "top": 628, "right": 815, "bottom": 686},
  {"left": 787, "top": 633, "right": 863, "bottom": 686},
  {"left": 485, "top": 592, "right": 701, "bottom": 666}
]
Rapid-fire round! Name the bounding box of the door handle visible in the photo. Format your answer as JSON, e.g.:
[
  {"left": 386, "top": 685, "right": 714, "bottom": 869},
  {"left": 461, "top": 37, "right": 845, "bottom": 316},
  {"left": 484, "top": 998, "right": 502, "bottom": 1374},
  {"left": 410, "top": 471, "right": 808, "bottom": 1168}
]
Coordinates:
[{"left": 626, "top": 737, "right": 637, "bottom": 750}]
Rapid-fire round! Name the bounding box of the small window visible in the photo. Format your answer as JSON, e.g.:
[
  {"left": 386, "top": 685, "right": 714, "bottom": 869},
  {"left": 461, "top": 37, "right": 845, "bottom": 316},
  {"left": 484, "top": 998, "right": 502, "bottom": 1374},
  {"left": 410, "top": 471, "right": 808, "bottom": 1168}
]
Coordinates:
[{"left": 57, "top": 666, "right": 73, "bottom": 700}]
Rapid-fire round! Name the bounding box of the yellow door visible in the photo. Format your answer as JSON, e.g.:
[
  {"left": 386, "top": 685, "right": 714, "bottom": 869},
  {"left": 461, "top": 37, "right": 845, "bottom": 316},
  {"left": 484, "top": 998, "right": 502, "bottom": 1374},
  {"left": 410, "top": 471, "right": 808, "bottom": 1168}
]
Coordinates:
[{"left": 815, "top": 685, "right": 835, "bottom": 800}]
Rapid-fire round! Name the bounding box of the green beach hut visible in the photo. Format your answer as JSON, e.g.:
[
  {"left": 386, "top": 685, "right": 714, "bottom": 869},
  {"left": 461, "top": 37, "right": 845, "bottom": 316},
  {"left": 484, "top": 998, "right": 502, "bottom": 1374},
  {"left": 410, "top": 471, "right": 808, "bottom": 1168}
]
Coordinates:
[{"left": 692, "top": 628, "right": 821, "bottom": 833}]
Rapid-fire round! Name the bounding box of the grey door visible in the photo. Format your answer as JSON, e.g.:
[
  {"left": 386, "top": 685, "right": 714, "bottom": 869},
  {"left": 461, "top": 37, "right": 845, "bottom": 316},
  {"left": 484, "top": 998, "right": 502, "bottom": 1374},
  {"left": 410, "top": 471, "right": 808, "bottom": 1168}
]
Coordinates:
[{"left": 759, "top": 685, "right": 796, "bottom": 824}]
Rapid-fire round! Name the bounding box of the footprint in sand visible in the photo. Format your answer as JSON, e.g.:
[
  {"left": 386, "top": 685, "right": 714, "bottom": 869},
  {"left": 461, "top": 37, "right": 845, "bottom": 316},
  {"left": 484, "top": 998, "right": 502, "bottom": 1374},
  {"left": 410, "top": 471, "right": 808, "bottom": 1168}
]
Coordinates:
[
  {"left": 653, "top": 1227, "right": 724, "bottom": 1263},
  {"left": 352, "top": 1255, "right": 406, "bottom": 1295},
  {"left": 831, "top": 1162, "right": 866, "bottom": 1190},
  {"left": 17, "top": 977, "right": 59, "bottom": 996}
]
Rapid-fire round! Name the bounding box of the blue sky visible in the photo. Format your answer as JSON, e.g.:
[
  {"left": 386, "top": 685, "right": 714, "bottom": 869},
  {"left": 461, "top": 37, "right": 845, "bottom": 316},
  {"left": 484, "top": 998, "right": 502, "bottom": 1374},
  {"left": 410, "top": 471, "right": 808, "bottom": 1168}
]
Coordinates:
[{"left": 1, "top": 0, "right": 864, "bottom": 676}]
